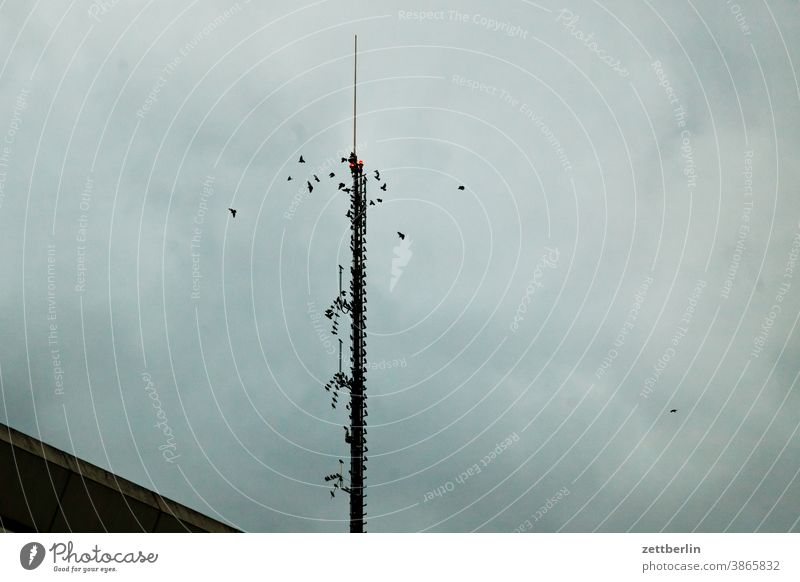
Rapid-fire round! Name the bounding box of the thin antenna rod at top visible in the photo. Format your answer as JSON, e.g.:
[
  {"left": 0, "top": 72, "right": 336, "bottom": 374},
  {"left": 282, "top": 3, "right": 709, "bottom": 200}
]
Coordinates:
[{"left": 353, "top": 35, "right": 357, "bottom": 155}]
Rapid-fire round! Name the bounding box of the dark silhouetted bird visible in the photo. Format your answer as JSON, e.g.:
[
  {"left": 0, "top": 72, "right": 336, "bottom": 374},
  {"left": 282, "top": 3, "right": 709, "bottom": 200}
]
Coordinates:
[
  {"left": 337, "top": 182, "right": 346, "bottom": 190},
  {"left": 298, "top": 155, "right": 305, "bottom": 163},
  {"left": 343, "top": 188, "right": 351, "bottom": 193},
  {"left": 458, "top": 185, "right": 465, "bottom": 190},
  {"left": 228, "top": 208, "right": 237, "bottom": 218},
  {"left": 376, "top": 198, "right": 383, "bottom": 203},
  {"left": 380, "top": 183, "right": 387, "bottom": 191},
  {"left": 313, "top": 174, "right": 320, "bottom": 182},
  {"left": 341, "top": 157, "right": 347, "bottom": 163},
  {"left": 369, "top": 200, "right": 375, "bottom": 206},
  {"left": 329, "top": 172, "right": 335, "bottom": 178},
  {"left": 397, "top": 231, "right": 405, "bottom": 240},
  {"left": 670, "top": 409, "right": 677, "bottom": 413},
  {"left": 330, "top": 491, "right": 335, "bottom": 498},
  {"left": 374, "top": 169, "right": 380, "bottom": 180},
  {"left": 306, "top": 181, "right": 313, "bottom": 193},
  {"left": 287, "top": 176, "right": 292, "bottom": 181}
]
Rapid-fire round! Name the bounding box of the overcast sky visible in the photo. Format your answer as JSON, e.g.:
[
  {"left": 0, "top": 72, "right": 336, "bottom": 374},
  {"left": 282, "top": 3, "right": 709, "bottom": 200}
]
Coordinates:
[{"left": 1, "top": 0, "right": 799, "bottom": 533}]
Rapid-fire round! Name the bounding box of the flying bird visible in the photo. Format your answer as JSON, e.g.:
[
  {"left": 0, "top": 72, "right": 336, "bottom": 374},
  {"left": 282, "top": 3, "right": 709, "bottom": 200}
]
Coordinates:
[
  {"left": 397, "top": 231, "right": 405, "bottom": 240},
  {"left": 369, "top": 200, "right": 375, "bottom": 206},
  {"left": 373, "top": 169, "right": 380, "bottom": 180},
  {"left": 380, "top": 183, "right": 387, "bottom": 191},
  {"left": 458, "top": 185, "right": 465, "bottom": 190},
  {"left": 337, "top": 182, "right": 346, "bottom": 190},
  {"left": 313, "top": 174, "right": 320, "bottom": 182},
  {"left": 376, "top": 198, "right": 383, "bottom": 203},
  {"left": 298, "top": 155, "right": 305, "bottom": 163},
  {"left": 228, "top": 208, "right": 237, "bottom": 218},
  {"left": 287, "top": 176, "right": 292, "bottom": 181},
  {"left": 329, "top": 172, "right": 335, "bottom": 178},
  {"left": 669, "top": 409, "right": 677, "bottom": 413},
  {"left": 306, "top": 181, "right": 313, "bottom": 193},
  {"left": 341, "top": 157, "right": 347, "bottom": 163}
]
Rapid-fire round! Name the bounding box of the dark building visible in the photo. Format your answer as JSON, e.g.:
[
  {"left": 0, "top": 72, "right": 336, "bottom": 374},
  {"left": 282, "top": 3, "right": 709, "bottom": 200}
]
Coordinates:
[{"left": 0, "top": 422, "right": 239, "bottom": 533}]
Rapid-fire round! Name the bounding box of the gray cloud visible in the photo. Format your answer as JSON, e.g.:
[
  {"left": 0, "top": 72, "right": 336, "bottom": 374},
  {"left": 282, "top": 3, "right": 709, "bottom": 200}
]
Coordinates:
[{"left": 0, "top": 0, "right": 798, "bottom": 532}]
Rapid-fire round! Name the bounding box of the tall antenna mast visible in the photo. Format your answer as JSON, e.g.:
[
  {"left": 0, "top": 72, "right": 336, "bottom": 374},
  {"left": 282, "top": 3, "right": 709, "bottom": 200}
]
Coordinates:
[
  {"left": 347, "top": 33, "right": 367, "bottom": 534},
  {"left": 321, "top": 34, "right": 368, "bottom": 534}
]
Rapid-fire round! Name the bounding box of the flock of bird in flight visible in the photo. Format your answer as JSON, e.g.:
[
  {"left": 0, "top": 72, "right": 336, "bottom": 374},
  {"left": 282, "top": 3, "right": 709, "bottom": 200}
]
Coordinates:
[
  {"left": 226, "top": 154, "right": 466, "bottom": 244},
  {"left": 227, "top": 154, "right": 390, "bottom": 219}
]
